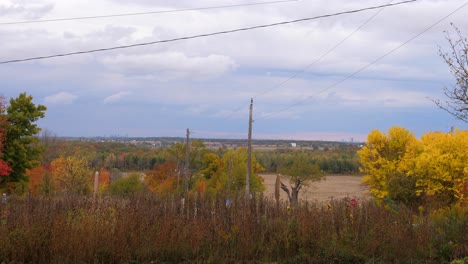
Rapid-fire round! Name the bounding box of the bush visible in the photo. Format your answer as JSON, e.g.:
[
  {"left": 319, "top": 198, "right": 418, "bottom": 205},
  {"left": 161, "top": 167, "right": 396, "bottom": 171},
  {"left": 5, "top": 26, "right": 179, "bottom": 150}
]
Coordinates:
[{"left": 108, "top": 173, "right": 145, "bottom": 196}]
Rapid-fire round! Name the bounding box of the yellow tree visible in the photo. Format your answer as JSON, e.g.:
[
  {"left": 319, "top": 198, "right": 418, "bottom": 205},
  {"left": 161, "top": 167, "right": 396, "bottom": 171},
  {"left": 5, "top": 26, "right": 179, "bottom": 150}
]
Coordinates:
[
  {"left": 51, "top": 156, "right": 91, "bottom": 195},
  {"left": 359, "top": 126, "right": 468, "bottom": 207},
  {"left": 358, "top": 126, "right": 419, "bottom": 203},
  {"left": 195, "top": 148, "right": 265, "bottom": 195},
  {"left": 199, "top": 153, "right": 221, "bottom": 180},
  {"left": 412, "top": 130, "right": 468, "bottom": 206}
]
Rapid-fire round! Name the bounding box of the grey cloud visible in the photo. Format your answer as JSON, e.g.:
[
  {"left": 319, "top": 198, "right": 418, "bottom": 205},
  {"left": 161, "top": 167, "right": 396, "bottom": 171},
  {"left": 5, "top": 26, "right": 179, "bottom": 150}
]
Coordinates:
[
  {"left": 100, "top": 52, "right": 237, "bottom": 81},
  {"left": 0, "top": 2, "right": 54, "bottom": 20},
  {"left": 86, "top": 25, "right": 137, "bottom": 42}
]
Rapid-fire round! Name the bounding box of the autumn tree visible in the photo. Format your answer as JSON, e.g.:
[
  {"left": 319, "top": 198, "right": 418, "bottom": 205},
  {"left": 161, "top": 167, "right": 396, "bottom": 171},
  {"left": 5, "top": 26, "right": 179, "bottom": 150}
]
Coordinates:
[
  {"left": 0, "top": 96, "right": 11, "bottom": 177},
  {"left": 51, "top": 156, "right": 91, "bottom": 195},
  {"left": 434, "top": 24, "right": 468, "bottom": 123},
  {"left": 145, "top": 160, "right": 178, "bottom": 193},
  {"left": 411, "top": 130, "right": 468, "bottom": 206},
  {"left": 359, "top": 126, "right": 468, "bottom": 208},
  {"left": 166, "top": 139, "right": 208, "bottom": 175},
  {"left": 104, "top": 153, "right": 117, "bottom": 169},
  {"left": 98, "top": 168, "right": 111, "bottom": 192},
  {"left": 196, "top": 148, "right": 265, "bottom": 195},
  {"left": 278, "top": 152, "right": 324, "bottom": 207},
  {"left": 199, "top": 153, "right": 221, "bottom": 180},
  {"left": 358, "top": 126, "right": 419, "bottom": 205},
  {"left": 26, "top": 165, "right": 51, "bottom": 196},
  {"left": 0, "top": 93, "right": 46, "bottom": 188}
]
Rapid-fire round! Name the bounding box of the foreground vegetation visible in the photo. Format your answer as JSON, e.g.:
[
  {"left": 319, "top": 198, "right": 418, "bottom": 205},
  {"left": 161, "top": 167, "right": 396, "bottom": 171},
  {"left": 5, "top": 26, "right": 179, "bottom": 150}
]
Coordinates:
[{"left": 1, "top": 194, "right": 466, "bottom": 263}]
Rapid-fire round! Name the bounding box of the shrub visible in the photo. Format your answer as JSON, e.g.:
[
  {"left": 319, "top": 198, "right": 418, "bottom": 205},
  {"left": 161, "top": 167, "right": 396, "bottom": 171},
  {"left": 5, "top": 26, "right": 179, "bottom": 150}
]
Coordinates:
[{"left": 108, "top": 173, "right": 145, "bottom": 196}]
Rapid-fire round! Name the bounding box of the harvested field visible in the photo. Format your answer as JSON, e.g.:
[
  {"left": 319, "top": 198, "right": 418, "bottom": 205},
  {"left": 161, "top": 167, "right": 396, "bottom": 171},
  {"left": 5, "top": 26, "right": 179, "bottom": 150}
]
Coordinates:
[{"left": 261, "top": 174, "right": 369, "bottom": 203}]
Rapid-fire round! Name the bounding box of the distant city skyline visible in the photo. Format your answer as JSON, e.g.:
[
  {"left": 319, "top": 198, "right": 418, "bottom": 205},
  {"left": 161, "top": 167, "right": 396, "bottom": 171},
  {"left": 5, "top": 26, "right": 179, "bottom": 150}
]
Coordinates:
[{"left": 1, "top": 0, "right": 467, "bottom": 140}]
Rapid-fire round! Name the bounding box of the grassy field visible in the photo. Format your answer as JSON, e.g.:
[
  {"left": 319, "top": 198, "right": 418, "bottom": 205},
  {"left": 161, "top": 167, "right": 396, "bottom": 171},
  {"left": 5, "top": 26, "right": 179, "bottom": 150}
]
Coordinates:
[{"left": 261, "top": 174, "right": 368, "bottom": 202}]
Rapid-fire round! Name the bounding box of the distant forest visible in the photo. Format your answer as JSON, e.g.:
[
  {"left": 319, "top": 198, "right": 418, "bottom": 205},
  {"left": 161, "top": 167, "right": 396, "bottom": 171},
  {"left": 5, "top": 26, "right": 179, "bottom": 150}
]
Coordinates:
[{"left": 42, "top": 136, "right": 361, "bottom": 175}]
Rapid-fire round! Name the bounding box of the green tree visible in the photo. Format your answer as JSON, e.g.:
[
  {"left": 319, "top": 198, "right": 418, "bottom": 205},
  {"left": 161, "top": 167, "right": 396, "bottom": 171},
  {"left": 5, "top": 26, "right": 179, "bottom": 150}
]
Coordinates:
[
  {"left": 278, "top": 152, "right": 324, "bottom": 207},
  {"left": 0, "top": 96, "right": 12, "bottom": 177},
  {"left": 109, "top": 173, "right": 145, "bottom": 196},
  {"left": 166, "top": 139, "right": 208, "bottom": 174},
  {"left": 0, "top": 93, "right": 46, "bottom": 188}
]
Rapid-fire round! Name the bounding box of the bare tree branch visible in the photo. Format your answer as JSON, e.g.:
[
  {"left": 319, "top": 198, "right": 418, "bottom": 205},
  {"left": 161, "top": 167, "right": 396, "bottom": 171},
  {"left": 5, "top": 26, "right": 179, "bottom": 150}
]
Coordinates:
[
  {"left": 280, "top": 181, "right": 291, "bottom": 202},
  {"left": 435, "top": 24, "right": 468, "bottom": 123}
]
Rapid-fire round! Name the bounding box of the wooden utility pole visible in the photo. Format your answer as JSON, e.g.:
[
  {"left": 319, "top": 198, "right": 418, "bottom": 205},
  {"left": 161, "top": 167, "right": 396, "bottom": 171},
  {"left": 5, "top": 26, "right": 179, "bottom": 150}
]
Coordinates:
[
  {"left": 246, "top": 98, "right": 253, "bottom": 197},
  {"left": 184, "top": 128, "right": 190, "bottom": 196}
]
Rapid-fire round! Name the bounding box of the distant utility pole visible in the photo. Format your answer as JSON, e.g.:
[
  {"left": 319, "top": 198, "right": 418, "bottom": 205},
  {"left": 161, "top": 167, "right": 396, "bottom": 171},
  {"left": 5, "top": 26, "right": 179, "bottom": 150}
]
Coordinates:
[
  {"left": 246, "top": 98, "right": 253, "bottom": 197},
  {"left": 184, "top": 128, "right": 190, "bottom": 196}
]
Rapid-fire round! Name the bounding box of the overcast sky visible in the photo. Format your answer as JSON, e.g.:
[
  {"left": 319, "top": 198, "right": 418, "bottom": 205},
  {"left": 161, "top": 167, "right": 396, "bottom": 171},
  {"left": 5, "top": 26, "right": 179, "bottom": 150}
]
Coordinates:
[{"left": 0, "top": 0, "right": 467, "bottom": 141}]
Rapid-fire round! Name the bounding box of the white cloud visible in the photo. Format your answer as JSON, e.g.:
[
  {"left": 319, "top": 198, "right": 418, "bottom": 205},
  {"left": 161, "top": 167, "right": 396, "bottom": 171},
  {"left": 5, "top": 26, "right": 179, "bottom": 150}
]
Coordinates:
[
  {"left": 103, "top": 91, "right": 131, "bottom": 104},
  {"left": 100, "top": 52, "right": 237, "bottom": 81},
  {"left": 0, "top": 2, "right": 54, "bottom": 19},
  {"left": 334, "top": 90, "right": 431, "bottom": 107},
  {"left": 44, "top": 92, "right": 77, "bottom": 104}
]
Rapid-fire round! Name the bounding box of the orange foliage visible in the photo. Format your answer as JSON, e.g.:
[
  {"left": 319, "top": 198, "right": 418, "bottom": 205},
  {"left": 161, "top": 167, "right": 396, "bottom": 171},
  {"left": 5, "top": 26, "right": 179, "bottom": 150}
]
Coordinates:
[
  {"left": 155, "top": 177, "right": 177, "bottom": 193},
  {"left": 26, "top": 165, "right": 47, "bottom": 195},
  {"left": 145, "top": 160, "right": 178, "bottom": 192},
  {"left": 198, "top": 181, "right": 206, "bottom": 193},
  {"left": 98, "top": 168, "right": 111, "bottom": 186}
]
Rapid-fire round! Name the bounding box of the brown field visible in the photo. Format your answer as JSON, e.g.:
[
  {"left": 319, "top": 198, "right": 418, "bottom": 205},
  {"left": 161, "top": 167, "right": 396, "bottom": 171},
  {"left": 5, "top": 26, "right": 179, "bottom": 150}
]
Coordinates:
[{"left": 260, "top": 174, "right": 369, "bottom": 203}]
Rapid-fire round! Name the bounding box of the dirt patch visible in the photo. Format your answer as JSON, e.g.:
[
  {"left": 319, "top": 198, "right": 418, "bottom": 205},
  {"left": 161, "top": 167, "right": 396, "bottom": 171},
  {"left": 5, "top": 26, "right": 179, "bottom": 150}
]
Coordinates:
[{"left": 260, "top": 174, "right": 369, "bottom": 203}]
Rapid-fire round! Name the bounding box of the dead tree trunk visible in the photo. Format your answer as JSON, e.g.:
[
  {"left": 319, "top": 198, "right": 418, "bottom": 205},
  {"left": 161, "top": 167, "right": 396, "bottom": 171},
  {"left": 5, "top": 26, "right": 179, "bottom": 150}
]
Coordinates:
[{"left": 280, "top": 181, "right": 301, "bottom": 207}]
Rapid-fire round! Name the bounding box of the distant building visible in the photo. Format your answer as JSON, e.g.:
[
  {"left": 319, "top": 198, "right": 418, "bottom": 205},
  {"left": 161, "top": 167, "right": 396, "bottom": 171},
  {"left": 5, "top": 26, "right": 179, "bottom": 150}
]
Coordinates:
[{"left": 291, "top": 143, "right": 297, "bottom": 147}]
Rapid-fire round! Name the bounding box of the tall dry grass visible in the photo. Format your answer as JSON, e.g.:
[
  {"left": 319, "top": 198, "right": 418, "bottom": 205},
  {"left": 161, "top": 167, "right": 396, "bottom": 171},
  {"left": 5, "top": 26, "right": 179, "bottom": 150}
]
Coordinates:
[{"left": 0, "top": 193, "right": 466, "bottom": 263}]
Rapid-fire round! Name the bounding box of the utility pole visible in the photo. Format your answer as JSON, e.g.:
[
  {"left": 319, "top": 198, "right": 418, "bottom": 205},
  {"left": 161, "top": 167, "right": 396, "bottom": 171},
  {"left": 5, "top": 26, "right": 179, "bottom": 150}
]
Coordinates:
[
  {"left": 246, "top": 98, "right": 253, "bottom": 197},
  {"left": 184, "top": 128, "right": 190, "bottom": 196}
]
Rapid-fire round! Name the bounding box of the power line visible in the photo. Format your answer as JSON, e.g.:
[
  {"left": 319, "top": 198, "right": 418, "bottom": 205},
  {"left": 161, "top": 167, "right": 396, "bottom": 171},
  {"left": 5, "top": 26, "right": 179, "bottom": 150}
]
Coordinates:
[
  {"left": 0, "top": 0, "right": 299, "bottom": 26},
  {"left": 220, "top": 0, "right": 396, "bottom": 120},
  {"left": 0, "top": 0, "right": 416, "bottom": 65},
  {"left": 2, "top": 1, "right": 299, "bottom": 26},
  {"left": 255, "top": 0, "right": 395, "bottom": 98},
  {"left": 257, "top": 0, "right": 468, "bottom": 121}
]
